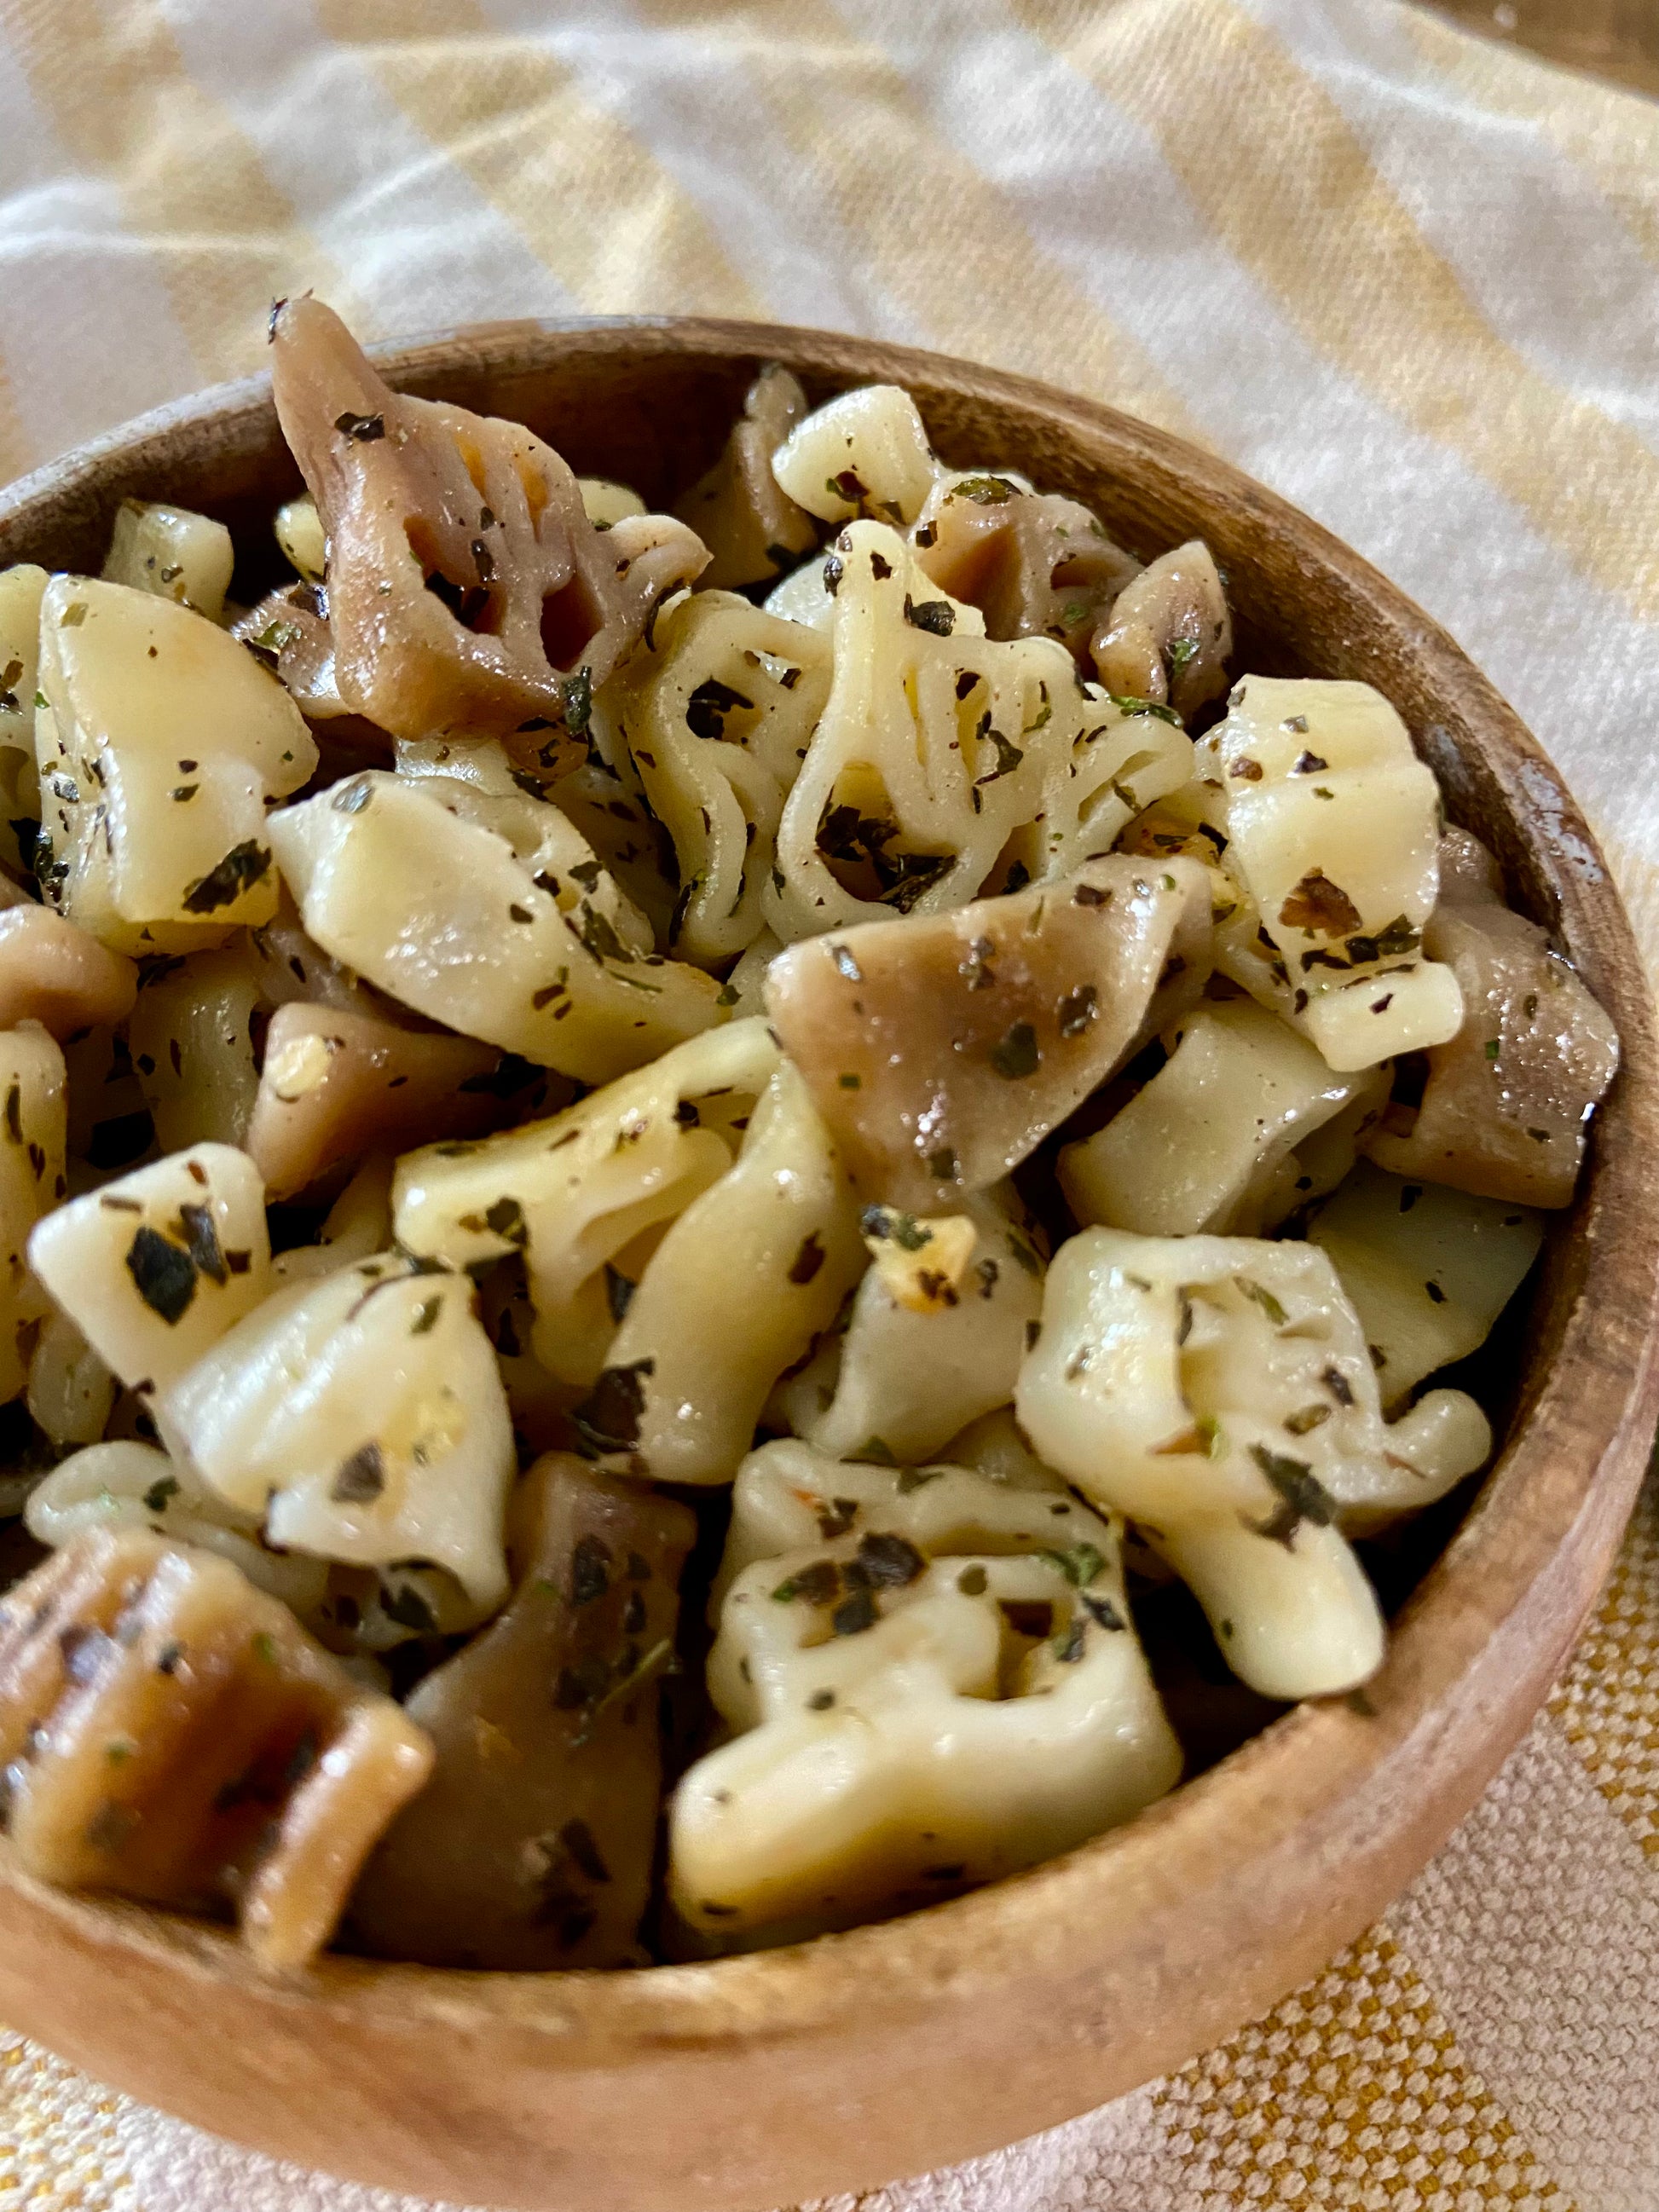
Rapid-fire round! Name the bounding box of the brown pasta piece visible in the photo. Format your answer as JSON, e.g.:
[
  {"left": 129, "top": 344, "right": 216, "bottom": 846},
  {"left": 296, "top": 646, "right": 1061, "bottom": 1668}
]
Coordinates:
[
  {"left": 673, "top": 363, "right": 820, "bottom": 590},
  {"left": 765, "top": 855, "right": 1212, "bottom": 1211},
  {"left": 1090, "top": 540, "right": 1233, "bottom": 717},
  {"left": 0, "top": 905, "right": 138, "bottom": 1039},
  {"left": 913, "top": 476, "right": 1140, "bottom": 661},
  {"left": 349, "top": 1454, "right": 695, "bottom": 1970},
  {"left": 246, "top": 1001, "right": 551, "bottom": 1200},
  {"left": 0, "top": 1528, "right": 433, "bottom": 1970},
  {"left": 269, "top": 297, "right": 708, "bottom": 754},
  {"left": 1364, "top": 842, "right": 1618, "bottom": 1208}
]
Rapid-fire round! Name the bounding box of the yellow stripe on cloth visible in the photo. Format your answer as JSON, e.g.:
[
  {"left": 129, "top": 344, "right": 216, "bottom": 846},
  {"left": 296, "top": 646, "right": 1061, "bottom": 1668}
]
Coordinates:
[
  {"left": 627, "top": 0, "right": 1202, "bottom": 440},
  {"left": 1152, "top": 1926, "right": 1574, "bottom": 2207},
  {"left": 0, "top": 0, "right": 351, "bottom": 387},
  {"left": 315, "top": 0, "right": 769, "bottom": 321},
  {"left": 1015, "top": 0, "right": 1659, "bottom": 625}
]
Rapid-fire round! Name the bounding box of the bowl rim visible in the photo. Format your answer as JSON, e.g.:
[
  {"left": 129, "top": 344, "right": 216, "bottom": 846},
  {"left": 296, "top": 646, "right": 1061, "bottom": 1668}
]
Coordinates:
[{"left": 2, "top": 312, "right": 1656, "bottom": 2072}]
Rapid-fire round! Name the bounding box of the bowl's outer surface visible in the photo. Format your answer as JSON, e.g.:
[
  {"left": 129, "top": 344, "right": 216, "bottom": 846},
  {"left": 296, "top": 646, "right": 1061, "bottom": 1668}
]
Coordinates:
[{"left": 1, "top": 319, "right": 1656, "bottom": 2212}]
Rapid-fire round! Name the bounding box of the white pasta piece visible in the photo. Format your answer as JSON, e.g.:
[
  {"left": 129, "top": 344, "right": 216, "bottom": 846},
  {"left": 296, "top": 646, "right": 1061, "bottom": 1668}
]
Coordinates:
[
  {"left": 811, "top": 1190, "right": 1045, "bottom": 1466},
  {"left": 394, "top": 1019, "right": 779, "bottom": 1387},
  {"left": 575, "top": 1060, "right": 864, "bottom": 1485},
  {"left": 24, "top": 1438, "right": 332, "bottom": 1620},
  {"left": 577, "top": 476, "right": 648, "bottom": 528},
  {"left": 766, "top": 523, "right": 1191, "bottom": 942},
  {"left": 1198, "top": 677, "right": 1462, "bottom": 1070},
  {"left": 34, "top": 578, "right": 317, "bottom": 956},
  {"left": 1059, "top": 999, "right": 1388, "bottom": 1237},
  {"left": 269, "top": 772, "right": 720, "bottom": 1083},
  {"left": 0, "top": 1025, "right": 67, "bottom": 1404},
  {"left": 28, "top": 1143, "right": 271, "bottom": 1398},
  {"left": 0, "top": 564, "right": 46, "bottom": 878},
  {"left": 672, "top": 1446, "right": 1178, "bottom": 1938},
  {"left": 1309, "top": 1161, "right": 1544, "bottom": 1409},
  {"left": 26, "top": 1312, "right": 115, "bottom": 1447},
  {"left": 1016, "top": 1228, "right": 1491, "bottom": 1697},
  {"left": 128, "top": 946, "right": 263, "bottom": 1152},
  {"left": 762, "top": 552, "right": 838, "bottom": 632},
  {"left": 598, "top": 591, "right": 832, "bottom": 964},
  {"left": 771, "top": 384, "right": 937, "bottom": 528},
  {"left": 102, "top": 500, "right": 235, "bottom": 622},
  {"left": 274, "top": 495, "right": 327, "bottom": 583},
  {"left": 162, "top": 1253, "right": 513, "bottom": 1621},
  {"left": 392, "top": 737, "right": 653, "bottom": 957},
  {"left": 411, "top": 771, "right": 655, "bottom": 954}
]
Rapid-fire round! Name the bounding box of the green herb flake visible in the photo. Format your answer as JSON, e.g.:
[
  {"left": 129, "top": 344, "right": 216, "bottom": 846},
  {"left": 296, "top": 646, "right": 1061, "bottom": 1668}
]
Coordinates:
[
  {"left": 1234, "top": 1275, "right": 1289, "bottom": 1327},
  {"left": 1040, "top": 1541, "right": 1106, "bottom": 1588},
  {"left": 182, "top": 840, "right": 272, "bottom": 915},
  {"left": 124, "top": 1226, "right": 196, "bottom": 1325},
  {"left": 989, "top": 1020, "right": 1041, "bottom": 1081}
]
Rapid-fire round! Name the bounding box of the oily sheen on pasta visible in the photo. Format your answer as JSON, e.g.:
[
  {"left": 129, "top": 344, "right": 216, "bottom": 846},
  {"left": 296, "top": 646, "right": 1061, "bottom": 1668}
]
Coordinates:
[{"left": 0, "top": 301, "right": 1617, "bottom": 1972}]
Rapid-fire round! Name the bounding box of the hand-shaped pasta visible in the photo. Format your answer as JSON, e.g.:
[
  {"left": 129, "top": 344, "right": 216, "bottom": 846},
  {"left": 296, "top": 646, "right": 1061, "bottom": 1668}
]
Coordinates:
[
  {"left": 1198, "top": 677, "right": 1463, "bottom": 1070},
  {"left": 269, "top": 296, "right": 708, "bottom": 754},
  {"left": 1309, "top": 1162, "right": 1544, "bottom": 1409},
  {"left": 808, "top": 1188, "right": 1046, "bottom": 1466},
  {"left": 1060, "top": 998, "right": 1389, "bottom": 1237},
  {"left": 162, "top": 1252, "right": 514, "bottom": 1624},
  {"left": 34, "top": 579, "right": 318, "bottom": 956},
  {"left": 765, "top": 522, "right": 1192, "bottom": 940},
  {"left": 269, "top": 771, "right": 722, "bottom": 1082},
  {"left": 1363, "top": 834, "right": 1618, "bottom": 1207},
  {"left": 672, "top": 1444, "right": 1178, "bottom": 1941},
  {"left": 0, "top": 1527, "right": 432, "bottom": 1967},
  {"left": 597, "top": 589, "right": 832, "bottom": 963},
  {"left": 1016, "top": 1228, "right": 1492, "bottom": 1698},
  {"left": 29, "top": 1143, "right": 271, "bottom": 1398},
  {"left": 765, "top": 854, "right": 1211, "bottom": 1211}
]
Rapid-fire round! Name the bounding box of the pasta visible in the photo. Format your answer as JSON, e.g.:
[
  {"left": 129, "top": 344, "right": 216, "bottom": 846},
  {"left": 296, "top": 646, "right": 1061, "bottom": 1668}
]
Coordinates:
[
  {"left": 672, "top": 1442, "right": 1180, "bottom": 1941},
  {"left": 35, "top": 577, "right": 318, "bottom": 956},
  {"left": 350, "top": 1454, "right": 694, "bottom": 1968},
  {"left": 0, "top": 1527, "right": 431, "bottom": 1968},
  {"left": 1016, "top": 1229, "right": 1490, "bottom": 1695},
  {"left": 0, "top": 301, "right": 1617, "bottom": 1970}
]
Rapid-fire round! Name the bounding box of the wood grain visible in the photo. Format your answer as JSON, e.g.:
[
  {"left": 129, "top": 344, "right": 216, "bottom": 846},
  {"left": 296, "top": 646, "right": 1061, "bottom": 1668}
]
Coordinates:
[
  {"left": 1419, "top": 0, "right": 1659, "bottom": 101},
  {"left": 0, "top": 320, "right": 1656, "bottom": 2212}
]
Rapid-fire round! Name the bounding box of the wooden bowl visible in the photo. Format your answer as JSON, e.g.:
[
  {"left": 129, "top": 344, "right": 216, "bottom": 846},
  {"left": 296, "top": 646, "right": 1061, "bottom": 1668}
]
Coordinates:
[{"left": 1, "top": 321, "right": 1656, "bottom": 2212}]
